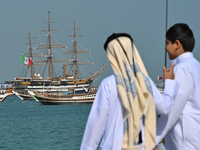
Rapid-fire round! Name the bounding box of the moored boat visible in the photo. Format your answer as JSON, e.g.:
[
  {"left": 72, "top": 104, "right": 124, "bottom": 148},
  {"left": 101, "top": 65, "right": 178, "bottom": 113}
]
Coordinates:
[
  {"left": 28, "top": 87, "right": 97, "bottom": 105},
  {"left": 0, "top": 88, "right": 13, "bottom": 102}
]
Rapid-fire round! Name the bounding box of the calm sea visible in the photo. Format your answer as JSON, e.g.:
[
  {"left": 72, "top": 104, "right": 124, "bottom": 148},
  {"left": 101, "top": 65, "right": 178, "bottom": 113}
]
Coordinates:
[{"left": 0, "top": 95, "right": 92, "bottom": 150}]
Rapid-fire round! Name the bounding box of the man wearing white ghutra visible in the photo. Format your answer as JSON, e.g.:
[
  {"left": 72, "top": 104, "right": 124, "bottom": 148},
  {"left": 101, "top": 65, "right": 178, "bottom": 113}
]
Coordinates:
[{"left": 80, "top": 33, "right": 179, "bottom": 150}]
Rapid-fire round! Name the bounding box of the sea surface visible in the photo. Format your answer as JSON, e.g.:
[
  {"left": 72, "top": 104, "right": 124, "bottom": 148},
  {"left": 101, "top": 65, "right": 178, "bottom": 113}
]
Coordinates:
[{"left": 0, "top": 95, "right": 92, "bottom": 150}]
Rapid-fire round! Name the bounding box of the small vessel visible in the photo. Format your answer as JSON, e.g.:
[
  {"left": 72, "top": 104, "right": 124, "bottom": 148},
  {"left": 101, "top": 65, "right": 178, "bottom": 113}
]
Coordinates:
[
  {"left": 12, "top": 86, "right": 91, "bottom": 101},
  {"left": 28, "top": 87, "right": 97, "bottom": 105},
  {"left": 12, "top": 90, "right": 33, "bottom": 100},
  {"left": 0, "top": 88, "right": 13, "bottom": 102}
]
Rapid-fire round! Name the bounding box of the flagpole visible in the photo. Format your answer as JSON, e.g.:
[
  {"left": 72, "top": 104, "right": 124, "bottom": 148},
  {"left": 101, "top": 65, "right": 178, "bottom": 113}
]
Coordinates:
[
  {"left": 165, "top": 0, "right": 168, "bottom": 68},
  {"left": 157, "top": 78, "right": 159, "bottom": 88}
]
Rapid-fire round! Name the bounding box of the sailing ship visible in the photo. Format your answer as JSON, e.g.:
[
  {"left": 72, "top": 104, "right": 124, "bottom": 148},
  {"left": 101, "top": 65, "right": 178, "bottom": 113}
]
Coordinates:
[{"left": 12, "top": 12, "right": 106, "bottom": 100}]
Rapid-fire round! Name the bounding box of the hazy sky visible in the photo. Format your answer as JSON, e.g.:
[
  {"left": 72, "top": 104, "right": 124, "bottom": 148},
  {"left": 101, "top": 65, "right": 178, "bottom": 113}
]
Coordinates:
[{"left": 0, "top": 0, "right": 200, "bottom": 85}]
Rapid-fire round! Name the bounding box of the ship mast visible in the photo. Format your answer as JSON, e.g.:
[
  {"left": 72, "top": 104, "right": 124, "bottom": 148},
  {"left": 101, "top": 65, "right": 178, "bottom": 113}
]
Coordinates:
[
  {"left": 62, "top": 20, "right": 92, "bottom": 83},
  {"left": 69, "top": 20, "right": 81, "bottom": 81},
  {"left": 24, "top": 31, "right": 38, "bottom": 78},
  {"left": 35, "top": 11, "right": 67, "bottom": 80}
]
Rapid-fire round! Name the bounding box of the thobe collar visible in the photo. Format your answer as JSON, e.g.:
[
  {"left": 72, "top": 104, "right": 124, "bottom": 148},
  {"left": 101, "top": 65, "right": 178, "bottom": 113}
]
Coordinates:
[{"left": 171, "top": 52, "right": 194, "bottom": 65}]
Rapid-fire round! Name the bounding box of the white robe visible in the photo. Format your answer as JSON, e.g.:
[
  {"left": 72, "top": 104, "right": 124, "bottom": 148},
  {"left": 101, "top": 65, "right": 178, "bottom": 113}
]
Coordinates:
[
  {"left": 80, "top": 74, "right": 179, "bottom": 150},
  {"left": 156, "top": 52, "right": 200, "bottom": 150}
]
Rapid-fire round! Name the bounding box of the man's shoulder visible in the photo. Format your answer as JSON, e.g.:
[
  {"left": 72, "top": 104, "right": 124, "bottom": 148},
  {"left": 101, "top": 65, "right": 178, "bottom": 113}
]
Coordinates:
[
  {"left": 100, "top": 74, "right": 116, "bottom": 89},
  {"left": 99, "top": 74, "right": 118, "bottom": 100},
  {"left": 175, "top": 56, "right": 200, "bottom": 70},
  {"left": 103, "top": 74, "right": 116, "bottom": 82}
]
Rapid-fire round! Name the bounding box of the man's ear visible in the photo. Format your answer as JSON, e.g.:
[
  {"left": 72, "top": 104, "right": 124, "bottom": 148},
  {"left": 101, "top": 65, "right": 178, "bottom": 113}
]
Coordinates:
[{"left": 174, "top": 40, "right": 181, "bottom": 51}]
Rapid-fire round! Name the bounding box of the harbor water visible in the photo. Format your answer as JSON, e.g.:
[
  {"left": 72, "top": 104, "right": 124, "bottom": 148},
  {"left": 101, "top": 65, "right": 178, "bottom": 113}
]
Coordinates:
[{"left": 0, "top": 95, "right": 92, "bottom": 150}]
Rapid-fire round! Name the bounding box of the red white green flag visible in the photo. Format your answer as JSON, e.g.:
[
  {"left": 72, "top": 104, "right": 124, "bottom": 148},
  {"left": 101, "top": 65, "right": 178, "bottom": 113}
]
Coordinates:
[{"left": 20, "top": 54, "right": 32, "bottom": 65}]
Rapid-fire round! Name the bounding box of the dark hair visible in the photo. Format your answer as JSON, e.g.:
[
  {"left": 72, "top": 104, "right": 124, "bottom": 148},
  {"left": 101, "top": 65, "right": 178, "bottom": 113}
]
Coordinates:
[
  {"left": 166, "top": 23, "right": 195, "bottom": 52},
  {"left": 104, "top": 33, "right": 133, "bottom": 51}
]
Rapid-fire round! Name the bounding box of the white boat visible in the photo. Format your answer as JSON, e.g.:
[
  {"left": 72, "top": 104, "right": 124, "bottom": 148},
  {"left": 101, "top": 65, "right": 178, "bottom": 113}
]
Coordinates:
[
  {"left": 12, "top": 90, "right": 33, "bottom": 101},
  {"left": 0, "top": 89, "right": 13, "bottom": 102}
]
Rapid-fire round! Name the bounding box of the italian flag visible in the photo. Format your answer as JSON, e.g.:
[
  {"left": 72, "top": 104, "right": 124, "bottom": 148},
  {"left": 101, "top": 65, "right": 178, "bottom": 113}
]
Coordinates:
[{"left": 20, "top": 54, "right": 32, "bottom": 65}]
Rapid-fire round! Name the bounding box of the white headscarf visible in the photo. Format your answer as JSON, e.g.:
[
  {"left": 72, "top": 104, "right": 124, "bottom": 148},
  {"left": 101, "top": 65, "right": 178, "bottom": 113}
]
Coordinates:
[{"left": 105, "top": 33, "right": 156, "bottom": 150}]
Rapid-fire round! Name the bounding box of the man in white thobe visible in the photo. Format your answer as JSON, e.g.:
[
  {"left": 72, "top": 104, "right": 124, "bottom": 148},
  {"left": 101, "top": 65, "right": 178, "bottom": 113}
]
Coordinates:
[
  {"left": 156, "top": 52, "right": 200, "bottom": 149},
  {"left": 156, "top": 23, "right": 200, "bottom": 150},
  {"left": 80, "top": 74, "right": 178, "bottom": 150},
  {"left": 80, "top": 33, "right": 179, "bottom": 150}
]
